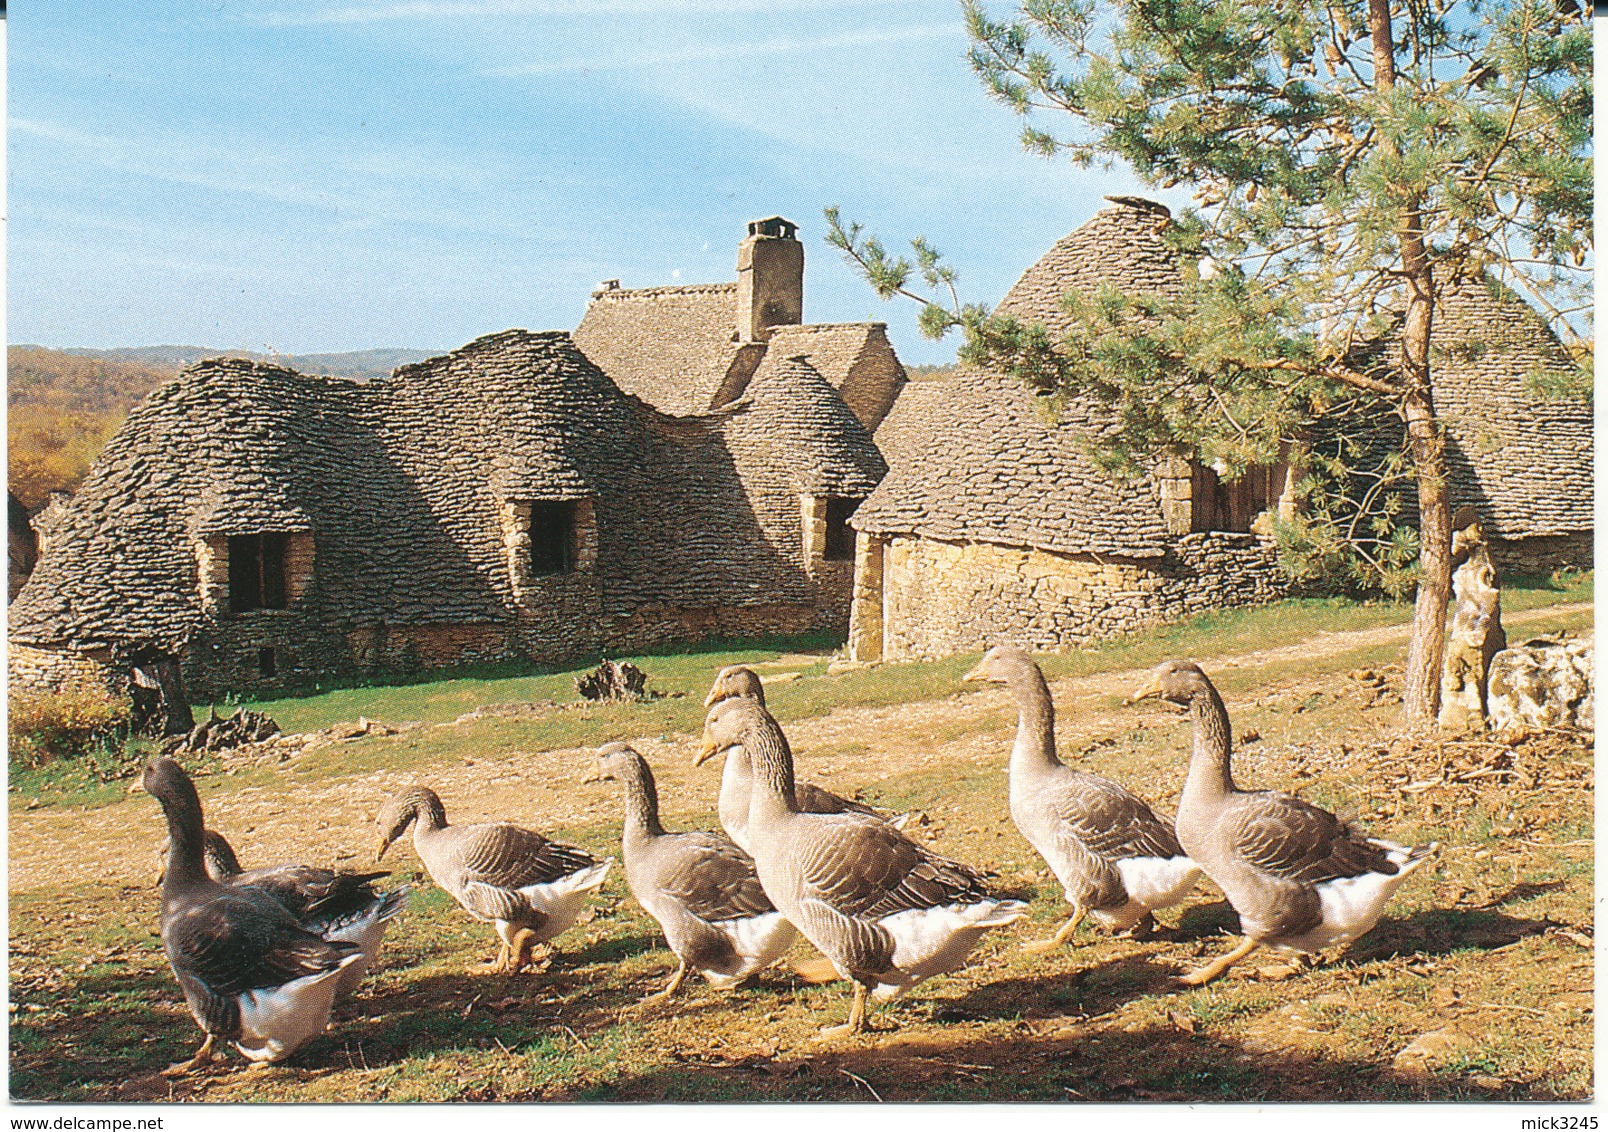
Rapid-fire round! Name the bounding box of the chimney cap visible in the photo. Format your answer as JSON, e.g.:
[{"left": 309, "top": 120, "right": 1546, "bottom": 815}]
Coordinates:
[{"left": 747, "top": 217, "right": 798, "bottom": 240}]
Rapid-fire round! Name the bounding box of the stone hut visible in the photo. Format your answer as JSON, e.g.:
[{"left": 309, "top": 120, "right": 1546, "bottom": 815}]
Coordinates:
[
  {"left": 1416, "top": 273, "right": 1592, "bottom": 574},
  {"left": 9, "top": 329, "right": 885, "bottom": 698},
  {"left": 573, "top": 217, "right": 907, "bottom": 432},
  {"left": 847, "top": 198, "right": 1592, "bottom": 663},
  {"left": 847, "top": 199, "right": 1293, "bottom": 662}
]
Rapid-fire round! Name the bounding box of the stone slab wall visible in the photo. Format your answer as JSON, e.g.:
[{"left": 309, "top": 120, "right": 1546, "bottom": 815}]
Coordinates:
[
  {"left": 869, "top": 531, "right": 1286, "bottom": 660},
  {"left": 600, "top": 602, "right": 827, "bottom": 655},
  {"left": 9, "top": 643, "right": 115, "bottom": 694},
  {"left": 1489, "top": 533, "right": 1593, "bottom": 577},
  {"left": 347, "top": 623, "right": 513, "bottom": 673}
]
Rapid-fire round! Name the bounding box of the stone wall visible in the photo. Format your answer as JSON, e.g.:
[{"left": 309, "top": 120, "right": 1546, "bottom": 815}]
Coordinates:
[
  {"left": 9, "top": 642, "right": 115, "bottom": 694},
  {"left": 1489, "top": 532, "right": 1593, "bottom": 577},
  {"left": 858, "top": 531, "right": 1286, "bottom": 661},
  {"left": 346, "top": 623, "right": 513, "bottom": 672},
  {"left": 600, "top": 601, "right": 827, "bottom": 654}
]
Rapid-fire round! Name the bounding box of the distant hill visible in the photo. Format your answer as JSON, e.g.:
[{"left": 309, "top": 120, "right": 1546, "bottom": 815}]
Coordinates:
[{"left": 50, "top": 344, "right": 436, "bottom": 382}]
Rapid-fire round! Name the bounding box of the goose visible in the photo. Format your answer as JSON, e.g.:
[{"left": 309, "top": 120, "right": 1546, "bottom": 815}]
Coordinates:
[
  {"left": 589, "top": 741, "right": 798, "bottom": 1003},
  {"left": 699, "top": 665, "right": 905, "bottom": 855},
  {"left": 700, "top": 697, "right": 1026, "bottom": 1037},
  {"left": 963, "top": 645, "right": 1200, "bottom": 953},
  {"left": 159, "top": 829, "right": 407, "bottom": 1001},
  {"left": 144, "top": 757, "right": 362, "bottom": 1075},
  {"left": 375, "top": 786, "right": 611, "bottom": 974},
  {"left": 1131, "top": 659, "right": 1439, "bottom": 984}
]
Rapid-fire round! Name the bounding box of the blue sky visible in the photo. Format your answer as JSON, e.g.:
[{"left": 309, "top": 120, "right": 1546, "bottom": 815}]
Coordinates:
[{"left": 8, "top": 1, "right": 1185, "bottom": 365}]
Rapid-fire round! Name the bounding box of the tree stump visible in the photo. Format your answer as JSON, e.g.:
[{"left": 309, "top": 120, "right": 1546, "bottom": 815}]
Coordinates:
[{"left": 575, "top": 659, "right": 649, "bottom": 702}]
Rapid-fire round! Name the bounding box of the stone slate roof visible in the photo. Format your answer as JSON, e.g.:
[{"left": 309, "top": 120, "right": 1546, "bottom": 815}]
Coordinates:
[
  {"left": 572, "top": 283, "right": 742, "bottom": 416},
  {"left": 731, "top": 354, "right": 889, "bottom": 497},
  {"left": 12, "top": 331, "right": 887, "bottom": 651},
  {"left": 1431, "top": 275, "right": 1591, "bottom": 539},
  {"left": 995, "top": 199, "right": 1182, "bottom": 335},
  {"left": 856, "top": 367, "right": 1170, "bottom": 558},
  {"left": 856, "top": 199, "right": 1182, "bottom": 558},
  {"left": 761, "top": 323, "right": 907, "bottom": 429}
]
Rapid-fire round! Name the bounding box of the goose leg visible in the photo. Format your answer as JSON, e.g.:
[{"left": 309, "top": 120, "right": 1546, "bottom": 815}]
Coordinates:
[
  {"left": 816, "top": 981, "right": 869, "bottom": 1040},
  {"left": 476, "top": 938, "right": 512, "bottom": 975},
  {"left": 1022, "top": 905, "right": 1086, "bottom": 955},
  {"left": 641, "top": 958, "right": 689, "bottom": 1006},
  {"left": 161, "top": 1033, "right": 218, "bottom": 1078},
  {"left": 505, "top": 928, "right": 538, "bottom": 974},
  {"left": 1176, "top": 936, "right": 1262, "bottom": 986}
]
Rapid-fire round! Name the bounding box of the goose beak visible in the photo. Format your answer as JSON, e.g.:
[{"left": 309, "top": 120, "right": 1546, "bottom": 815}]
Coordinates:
[
  {"left": 375, "top": 837, "right": 393, "bottom": 863},
  {"left": 579, "top": 771, "right": 606, "bottom": 785},
  {"left": 702, "top": 683, "right": 725, "bottom": 708},
  {"left": 1128, "top": 674, "right": 1164, "bottom": 704},
  {"left": 960, "top": 660, "right": 989, "bottom": 683},
  {"left": 693, "top": 732, "right": 720, "bottom": 767}
]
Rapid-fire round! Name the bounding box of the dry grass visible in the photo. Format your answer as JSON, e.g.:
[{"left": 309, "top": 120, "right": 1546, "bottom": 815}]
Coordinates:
[{"left": 7, "top": 598, "right": 1592, "bottom": 1103}]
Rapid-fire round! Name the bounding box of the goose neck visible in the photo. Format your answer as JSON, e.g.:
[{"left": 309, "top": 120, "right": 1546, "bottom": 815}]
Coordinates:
[
  {"left": 742, "top": 720, "right": 798, "bottom": 818},
  {"left": 157, "top": 790, "right": 211, "bottom": 889},
  {"left": 1005, "top": 664, "right": 1062, "bottom": 777},
  {"left": 617, "top": 760, "right": 666, "bottom": 838},
  {"left": 1182, "top": 683, "right": 1236, "bottom": 799},
  {"left": 407, "top": 790, "right": 449, "bottom": 846}
]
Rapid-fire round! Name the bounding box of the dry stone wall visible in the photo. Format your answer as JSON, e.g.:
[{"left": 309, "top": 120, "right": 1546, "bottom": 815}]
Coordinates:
[{"left": 869, "top": 531, "right": 1285, "bottom": 660}]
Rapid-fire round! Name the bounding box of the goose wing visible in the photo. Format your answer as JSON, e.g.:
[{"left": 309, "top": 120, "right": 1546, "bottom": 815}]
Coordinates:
[
  {"left": 445, "top": 823, "right": 599, "bottom": 920},
  {"left": 796, "top": 782, "right": 881, "bottom": 819},
  {"left": 1223, "top": 792, "right": 1402, "bottom": 885},
  {"left": 165, "top": 889, "right": 357, "bottom": 996},
  {"left": 797, "top": 815, "right": 993, "bottom": 919},
  {"left": 234, "top": 864, "right": 388, "bottom": 921},
  {"left": 1046, "top": 769, "right": 1185, "bottom": 860},
  {"left": 655, "top": 832, "right": 775, "bottom": 922}
]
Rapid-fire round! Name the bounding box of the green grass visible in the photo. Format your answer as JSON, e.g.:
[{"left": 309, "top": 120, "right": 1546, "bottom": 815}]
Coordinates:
[{"left": 232, "top": 571, "right": 1596, "bottom": 735}]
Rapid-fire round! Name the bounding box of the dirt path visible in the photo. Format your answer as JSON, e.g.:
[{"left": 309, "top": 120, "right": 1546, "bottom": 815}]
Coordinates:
[{"left": 9, "top": 602, "right": 1590, "bottom": 897}]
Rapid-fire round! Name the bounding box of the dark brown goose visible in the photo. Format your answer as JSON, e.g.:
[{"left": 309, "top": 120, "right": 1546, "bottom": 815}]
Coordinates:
[
  {"left": 700, "top": 697, "right": 1025, "bottom": 1037},
  {"left": 145, "top": 757, "right": 361, "bottom": 1075},
  {"left": 963, "top": 645, "right": 1200, "bottom": 953},
  {"left": 591, "top": 742, "right": 797, "bottom": 1003},
  {"left": 375, "top": 786, "right": 611, "bottom": 974},
  {"left": 159, "top": 829, "right": 406, "bottom": 1001},
  {"left": 1133, "top": 659, "right": 1439, "bottom": 984},
  {"left": 698, "top": 665, "right": 905, "bottom": 854}
]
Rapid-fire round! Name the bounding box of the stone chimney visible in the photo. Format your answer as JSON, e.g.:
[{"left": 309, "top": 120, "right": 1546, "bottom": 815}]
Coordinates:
[{"left": 736, "top": 217, "right": 803, "bottom": 343}]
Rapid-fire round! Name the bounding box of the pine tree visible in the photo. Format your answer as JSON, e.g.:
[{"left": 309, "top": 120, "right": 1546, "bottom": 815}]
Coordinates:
[{"left": 829, "top": 0, "right": 1590, "bottom": 726}]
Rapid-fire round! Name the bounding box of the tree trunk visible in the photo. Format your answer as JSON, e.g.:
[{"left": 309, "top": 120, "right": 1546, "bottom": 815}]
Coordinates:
[
  {"left": 1402, "top": 386, "right": 1451, "bottom": 726},
  {"left": 1370, "top": 0, "right": 1450, "bottom": 727}
]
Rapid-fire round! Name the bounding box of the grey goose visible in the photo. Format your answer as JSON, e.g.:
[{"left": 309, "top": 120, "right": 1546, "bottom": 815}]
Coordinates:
[
  {"left": 963, "top": 645, "right": 1200, "bottom": 952},
  {"left": 159, "top": 828, "right": 406, "bottom": 1001},
  {"left": 700, "top": 697, "right": 1026, "bottom": 1037},
  {"left": 590, "top": 742, "right": 798, "bottom": 1002},
  {"left": 1132, "top": 659, "right": 1438, "bottom": 984},
  {"left": 375, "top": 786, "right": 612, "bottom": 974},
  {"left": 699, "top": 664, "right": 905, "bottom": 855},
  {"left": 144, "top": 757, "right": 362, "bottom": 1074}
]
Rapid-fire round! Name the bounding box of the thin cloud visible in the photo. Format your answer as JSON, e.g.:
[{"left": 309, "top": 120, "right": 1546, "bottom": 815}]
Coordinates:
[
  {"left": 488, "top": 23, "right": 963, "bottom": 77},
  {"left": 251, "top": 0, "right": 884, "bottom": 27}
]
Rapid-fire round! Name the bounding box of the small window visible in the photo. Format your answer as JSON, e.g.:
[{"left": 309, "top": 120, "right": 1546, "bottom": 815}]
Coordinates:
[
  {"left": 258, "top": 647, "right": 278, "bottom": 677},
  {"left": 229, "top": 533, "right": 289, "bottom": 613},
  {"left": 823, "top": 497, "right": 861, "bottom": 561},
  {"left": 1191, "top": 463, "right": 1275, "bottom": 533},
  {"left": 529, "top": 502, "right": 577, "bottom": 576}
]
